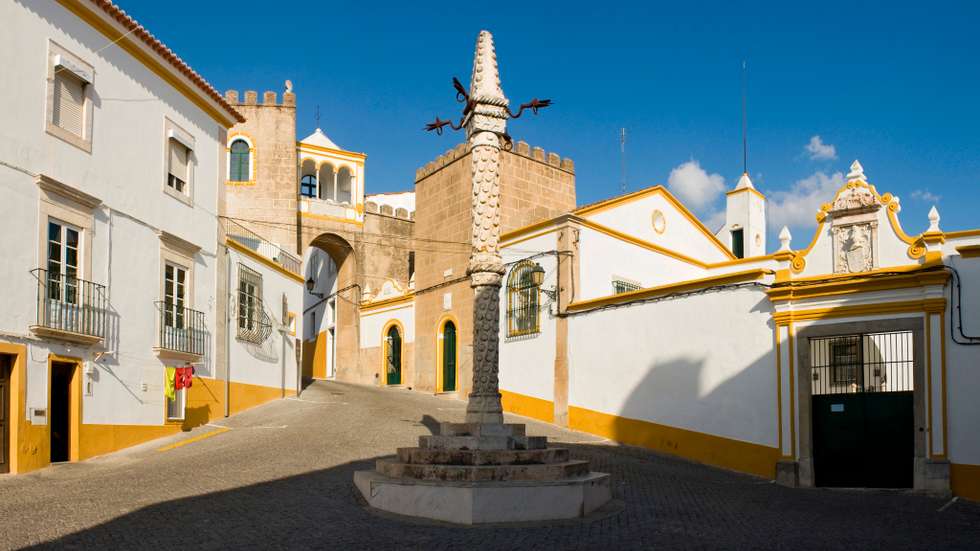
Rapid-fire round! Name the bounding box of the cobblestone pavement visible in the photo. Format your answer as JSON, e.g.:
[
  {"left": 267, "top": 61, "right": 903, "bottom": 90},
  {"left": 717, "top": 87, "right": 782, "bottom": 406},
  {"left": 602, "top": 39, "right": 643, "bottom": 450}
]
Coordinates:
[{"left": 1, "top": 381, "right": 978, "bottom": 550}]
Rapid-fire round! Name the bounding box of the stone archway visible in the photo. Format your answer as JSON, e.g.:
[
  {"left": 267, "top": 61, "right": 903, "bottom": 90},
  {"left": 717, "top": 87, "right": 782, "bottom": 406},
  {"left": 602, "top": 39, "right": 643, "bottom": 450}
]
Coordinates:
[{"left": 301, "top": 233, "right": 359, "bottom": 387}]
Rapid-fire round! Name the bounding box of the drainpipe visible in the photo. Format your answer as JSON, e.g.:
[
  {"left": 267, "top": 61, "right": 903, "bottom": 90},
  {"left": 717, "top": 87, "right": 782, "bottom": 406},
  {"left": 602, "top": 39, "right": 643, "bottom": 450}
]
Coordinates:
[{"left": 224, "top": 246, "right": 231, "bottom": 417}]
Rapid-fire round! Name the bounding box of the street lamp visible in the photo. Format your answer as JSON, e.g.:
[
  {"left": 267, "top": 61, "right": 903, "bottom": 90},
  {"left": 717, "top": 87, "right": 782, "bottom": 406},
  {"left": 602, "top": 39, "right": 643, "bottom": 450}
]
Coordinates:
[
  {"left": 529, "top": 262, "right": 556, "bottom": 301},
  {"left": 306, "top": 277, "right": 324, "bottom": 299}
]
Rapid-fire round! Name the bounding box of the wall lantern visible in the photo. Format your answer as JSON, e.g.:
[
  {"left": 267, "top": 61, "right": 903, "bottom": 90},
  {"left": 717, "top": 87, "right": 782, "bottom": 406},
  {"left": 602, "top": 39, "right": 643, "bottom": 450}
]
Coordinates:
[{"left": 529, "top": 263, "right": 546, "bottom": 287}]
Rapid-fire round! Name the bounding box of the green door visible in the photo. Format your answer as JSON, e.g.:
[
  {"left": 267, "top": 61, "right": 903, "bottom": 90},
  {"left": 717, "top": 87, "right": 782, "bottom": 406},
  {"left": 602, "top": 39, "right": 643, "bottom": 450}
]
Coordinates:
[
  {"left": 385, "top": 326, "right": 401, "bottom": 385},
  {"left": 442, "top": 322, "right": 456, "bottom": 392}
]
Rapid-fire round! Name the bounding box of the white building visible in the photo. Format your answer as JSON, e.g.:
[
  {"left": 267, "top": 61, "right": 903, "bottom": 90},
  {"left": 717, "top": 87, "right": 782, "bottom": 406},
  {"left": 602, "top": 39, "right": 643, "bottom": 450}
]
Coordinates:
[
  {"left": 497, "top": 161, "right": 980, "bottom": 499},
  {"left": 0, "top": 0, "right": 301, "bottom": 475}
]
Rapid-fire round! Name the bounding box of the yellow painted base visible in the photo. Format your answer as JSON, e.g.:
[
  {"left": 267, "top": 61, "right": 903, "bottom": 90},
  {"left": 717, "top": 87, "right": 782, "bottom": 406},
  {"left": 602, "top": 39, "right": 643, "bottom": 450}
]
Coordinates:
[
  {"left": 79, "top": 424, "right": 182, "bottom": 460},
  {"left": 500, "top": 389, "right": 555, "bottom": 424},
  {"left": 568, "top": 405, "right": 780, "bottom": 478},
  {"left": 951, "top": 463, "right": 980, "bottom": 501}
]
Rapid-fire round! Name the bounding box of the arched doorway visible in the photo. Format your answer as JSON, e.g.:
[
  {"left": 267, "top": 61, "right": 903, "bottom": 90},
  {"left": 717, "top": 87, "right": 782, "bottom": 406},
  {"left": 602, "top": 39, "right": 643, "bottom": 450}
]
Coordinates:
[
  {"left": 439, "top": 319, "right": 457, "bottom": 392},
  {"left": 302, "top": 233, "right": 356, "bottom": 387},
  {"left": 384, "top": 324, "right": 402, "bottom": 385}
]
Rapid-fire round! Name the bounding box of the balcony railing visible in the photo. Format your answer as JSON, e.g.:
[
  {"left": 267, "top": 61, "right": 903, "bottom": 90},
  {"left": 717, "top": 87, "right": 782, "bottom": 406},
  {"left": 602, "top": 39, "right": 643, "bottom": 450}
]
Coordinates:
[
  {"left": 155, "top": 301, "right": 206, "bottom": 358},
  {"left": 222, "top": 217, "right": 302, "bottom": 276},
  {"left": 31, "top": 268, "right": 107, "bottom": 343}
]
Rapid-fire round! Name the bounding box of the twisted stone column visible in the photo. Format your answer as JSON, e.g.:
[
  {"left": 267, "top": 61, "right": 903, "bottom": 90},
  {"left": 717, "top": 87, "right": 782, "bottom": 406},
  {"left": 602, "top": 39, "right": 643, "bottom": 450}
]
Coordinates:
[{"left": 464, "top": 31, "right": 508, "bottom": 425}]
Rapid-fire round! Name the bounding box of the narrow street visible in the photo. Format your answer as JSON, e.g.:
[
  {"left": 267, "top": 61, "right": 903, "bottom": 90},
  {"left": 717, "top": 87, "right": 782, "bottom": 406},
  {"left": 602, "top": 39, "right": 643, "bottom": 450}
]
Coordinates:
[{"left": 1, "top": 381, "right": 977, "bottom": 550}]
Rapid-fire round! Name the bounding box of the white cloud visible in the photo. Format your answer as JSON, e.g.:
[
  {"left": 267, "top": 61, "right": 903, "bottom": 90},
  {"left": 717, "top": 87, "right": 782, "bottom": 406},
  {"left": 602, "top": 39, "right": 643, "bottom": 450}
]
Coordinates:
[
  {"left": 804, "top": 135, "right": 837, "bottom": 161},
  {"left": 910, "top": 189, "right": 941, "bottom": 203},
  {"left": 768, "top": 171, "right": 845, "bottom": 230},
  {"left": 702, "top": 208, "right": 726, "bottom": 232},
  {"left": 667, "top": 160, "right": 726, "bottom": 211}
]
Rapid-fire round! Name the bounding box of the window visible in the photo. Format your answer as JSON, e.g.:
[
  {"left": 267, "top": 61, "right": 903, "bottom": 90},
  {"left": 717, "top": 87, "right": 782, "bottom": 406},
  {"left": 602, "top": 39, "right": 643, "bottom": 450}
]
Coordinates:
[
  {"left": 408, "top": 251, "right": 415, "bottom": 282},
  {"left": 46, "top": 221, "right": 81, "bottom": 304},
  {"left": 830, "top": 337, "right": 860, "bottom": 385},
  {"left": 612, "top": 278, "right": 641, "bottom": 295},
  {"left": 237, "top": 264, "right": 264, "bottom": 343},
  {"left": 337, "top": 167, "right": 352, "bottom": 205},
  {"left": 300, "top": 174, "right": 317, "bottom": 198},
  {"left": 167, "top": 386, "right": 186, "bottom": 420},
  {"left": 168, "top": 140, "right": 190, "bottom": 194},
  {"left": 53, "top": 71, "right": 85, "bottom": 137},
  {"left": 318, "top": 163, "right": 336, "bottom": 201},
  {"left": 506, "top": 261, "right": 541, "bottom": 337},
  {"left": 229, "top": 139, "right": 250, "bottom": 182},
  {"left": 164, "top": 263, "right": 187, "bottom": 329},
  {"left": 731, "top": 229, "right": 745, "bottom": 259}
]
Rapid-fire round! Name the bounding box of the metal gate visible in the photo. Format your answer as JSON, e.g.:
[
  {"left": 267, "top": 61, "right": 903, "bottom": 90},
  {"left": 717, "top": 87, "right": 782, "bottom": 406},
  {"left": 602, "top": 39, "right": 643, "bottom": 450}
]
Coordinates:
[{"left": 810, "top": 330, "right": 914, "bottom": 488}]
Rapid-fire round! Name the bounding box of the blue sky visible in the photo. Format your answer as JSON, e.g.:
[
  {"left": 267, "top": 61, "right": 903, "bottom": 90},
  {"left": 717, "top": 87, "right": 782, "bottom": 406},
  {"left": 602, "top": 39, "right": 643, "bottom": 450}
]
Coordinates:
[{"left": 122, "top": 0, "right": 980, "bottom": 247}]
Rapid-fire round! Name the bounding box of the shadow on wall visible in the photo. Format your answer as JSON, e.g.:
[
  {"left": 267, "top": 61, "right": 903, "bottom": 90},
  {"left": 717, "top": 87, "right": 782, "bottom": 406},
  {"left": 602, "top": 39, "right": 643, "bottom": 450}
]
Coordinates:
[{"left": 591, "top": 347, "right": 780, "bottom": 478}]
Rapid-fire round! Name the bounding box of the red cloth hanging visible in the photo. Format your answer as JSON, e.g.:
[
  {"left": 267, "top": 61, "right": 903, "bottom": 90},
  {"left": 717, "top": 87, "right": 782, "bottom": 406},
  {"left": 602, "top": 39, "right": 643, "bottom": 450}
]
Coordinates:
[{"left": 175, "top": 365, "right": 195, "bottom": 390}]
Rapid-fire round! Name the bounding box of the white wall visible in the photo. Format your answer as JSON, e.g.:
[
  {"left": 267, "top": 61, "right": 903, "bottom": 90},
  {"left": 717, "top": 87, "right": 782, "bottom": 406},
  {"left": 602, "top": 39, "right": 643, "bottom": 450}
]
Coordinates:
[
  {"left": 360, "top": 305, "right": 415, "bottom": 348},
  {"left": 568, "top": 286, "right": 778, "bottom": 448},
  {"left": 227, "top": 248, "right": 302, "bottom": 392},
  {"left": 302, "top": 248, "right": 338, "bottom": 340},
  {"left": 499, "top": 233, "right": 558, "bottom": 402},
  {"left": 0, "top": 1, "right": 224, "bottom": 426},
  {"left": 943, "top": 243, "right": 980, "bottom": 467}
]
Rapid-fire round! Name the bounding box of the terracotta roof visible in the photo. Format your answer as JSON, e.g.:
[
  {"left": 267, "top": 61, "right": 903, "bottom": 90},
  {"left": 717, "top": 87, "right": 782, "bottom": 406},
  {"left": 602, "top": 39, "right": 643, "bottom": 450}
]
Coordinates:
[{"left": 88, "top": 0, "right": 244, "bottom": 123}]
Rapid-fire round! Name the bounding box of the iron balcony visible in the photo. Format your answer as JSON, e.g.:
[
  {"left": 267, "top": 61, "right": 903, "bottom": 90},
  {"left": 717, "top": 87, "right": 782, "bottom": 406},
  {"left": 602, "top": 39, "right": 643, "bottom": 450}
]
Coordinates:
[
  {"left": 154, "top": 301, "right": 207, "bottom": 361},
  {"left": 30, "top": 268, "right": 107, "bottom": 344}
]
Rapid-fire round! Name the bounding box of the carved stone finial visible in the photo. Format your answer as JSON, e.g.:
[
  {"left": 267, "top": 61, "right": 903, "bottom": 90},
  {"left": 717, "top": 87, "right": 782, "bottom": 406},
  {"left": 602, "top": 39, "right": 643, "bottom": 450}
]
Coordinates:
[
  {"left": 928, "top": 205, "right": 941, "bottom": 233},
  {"left": 469, "top": 30, "right": 508, "bottom": 106},
  {"left": 285, "top": 79, "right": 293, "bottom": 94},
  {"left": 778, "top": 226, "right": 792, "bottom": 251},
  {"left": 847, "top": 160, "right": 866, "bottom": 182}
]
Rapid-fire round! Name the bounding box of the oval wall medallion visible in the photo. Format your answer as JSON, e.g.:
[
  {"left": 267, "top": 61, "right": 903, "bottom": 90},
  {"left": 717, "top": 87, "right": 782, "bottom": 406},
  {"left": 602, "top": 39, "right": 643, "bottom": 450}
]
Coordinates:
[{"left": 652, "top": 210, "right": 666, "bottom": 234}]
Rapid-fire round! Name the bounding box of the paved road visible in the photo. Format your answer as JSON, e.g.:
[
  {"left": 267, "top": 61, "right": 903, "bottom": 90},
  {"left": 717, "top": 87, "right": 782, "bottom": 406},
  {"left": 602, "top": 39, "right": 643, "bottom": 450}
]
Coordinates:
[{"left": 1, "top": 381, "right": 978, "bottom": 550}]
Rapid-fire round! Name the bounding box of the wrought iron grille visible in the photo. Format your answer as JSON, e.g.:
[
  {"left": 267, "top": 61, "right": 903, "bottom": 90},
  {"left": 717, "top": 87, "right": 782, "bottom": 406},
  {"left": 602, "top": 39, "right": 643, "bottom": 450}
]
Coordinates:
[
  {"left": 506, "top": 261, "right": 540, "bottom": 337},
  {"left": 31, "top": 268, "right": 107, "bottom": 339},
  {"left": 156, "top": 301, "right": 206, "bottom": 356},
  {"left": 237, "top": 264, "right": 272, "bottom": 344},
  {"left": 810, "top": 331, "right": 914, "bottom": 395}
]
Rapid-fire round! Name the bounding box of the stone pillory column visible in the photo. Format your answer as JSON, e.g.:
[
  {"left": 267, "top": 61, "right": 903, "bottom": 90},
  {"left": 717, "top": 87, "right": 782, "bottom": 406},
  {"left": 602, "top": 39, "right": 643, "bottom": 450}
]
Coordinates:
[
  {"left": 354, "top": 31, "right": 611, "bottom": 525},
  {"left": 464, "top": 31, "right": 507, "bottom": 425}
]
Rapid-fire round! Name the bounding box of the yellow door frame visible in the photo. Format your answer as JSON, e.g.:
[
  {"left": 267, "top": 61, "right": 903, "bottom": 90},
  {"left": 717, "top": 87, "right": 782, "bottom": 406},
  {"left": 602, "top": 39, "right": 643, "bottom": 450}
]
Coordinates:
[
  {"left": 380, "top": 319, "right": 404, "bottom": 386},
  {"left": 47, "top": 353, "right": 83, "bottom": 463},
  {"left": 435, "top": 315, "right": 459, "bottom": 394}
]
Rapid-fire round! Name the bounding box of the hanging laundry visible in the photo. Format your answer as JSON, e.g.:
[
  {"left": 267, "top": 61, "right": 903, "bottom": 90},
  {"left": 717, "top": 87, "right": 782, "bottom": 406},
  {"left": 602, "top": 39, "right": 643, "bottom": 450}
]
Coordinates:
[
  {"left": 165, "top": 367, "right": 176, "bottom": 401},
  {"left": 175, "top": 365, "right": 195, "bottom": 390}
]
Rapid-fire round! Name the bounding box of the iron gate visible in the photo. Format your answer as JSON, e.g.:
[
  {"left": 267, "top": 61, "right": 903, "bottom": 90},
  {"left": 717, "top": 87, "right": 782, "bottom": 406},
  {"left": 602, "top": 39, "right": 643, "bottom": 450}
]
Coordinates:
[{"left": 810, "top": 330, "right": 915, "bottom": 488}]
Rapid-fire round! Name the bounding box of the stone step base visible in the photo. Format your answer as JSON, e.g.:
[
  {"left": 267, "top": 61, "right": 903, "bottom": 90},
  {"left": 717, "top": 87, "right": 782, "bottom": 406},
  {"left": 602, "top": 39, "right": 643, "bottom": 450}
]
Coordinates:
[
  {"left": 397, "top": 446, "right": 569, "bottom": 466},
  {"left": 376, "top": 458, "right": 590, "bottom": 482},
  {"left": 439, "top": 422, "right": 526, "bottom": 438},
  {"left": 354, "top": 469, "right": 612, "bottom": 525},
  {"left": 418, "top": 434, "right": 547, "bottom": 451}
]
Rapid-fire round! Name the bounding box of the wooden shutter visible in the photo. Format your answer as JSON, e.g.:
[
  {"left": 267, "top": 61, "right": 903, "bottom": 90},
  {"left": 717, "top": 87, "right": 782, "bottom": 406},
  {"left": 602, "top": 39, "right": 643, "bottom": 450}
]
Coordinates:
[
  {"left": 169, "top": 141, "right": 188, "bottom": 181},
  {"left": 53, "top": 72, "right": 85, "bottom": 136}
]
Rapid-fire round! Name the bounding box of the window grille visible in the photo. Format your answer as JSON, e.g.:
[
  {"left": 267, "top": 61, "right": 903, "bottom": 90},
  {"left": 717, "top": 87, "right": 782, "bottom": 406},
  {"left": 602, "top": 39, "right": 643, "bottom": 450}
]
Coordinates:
[
  {"left": 229, "top": 139, "right": 250, "bottom": 181},
  {"left": 506, "top": 261, "right": 541, "bottom": 337},
  {"left": 612, "top": 278, "right": 641, "bottom": 295},
  {"left": 810, "top": 331, "right": 914, "bottom": 395},
  {"left": 237, "top": 264, "right": 266, "bottom": 344}
]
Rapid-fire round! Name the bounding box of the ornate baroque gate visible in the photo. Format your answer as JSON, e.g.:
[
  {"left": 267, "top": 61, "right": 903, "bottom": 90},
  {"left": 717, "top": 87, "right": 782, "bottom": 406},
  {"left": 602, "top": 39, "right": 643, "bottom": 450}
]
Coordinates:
[{"left": 809, "top": 330, "right": 915, "bottom": 488}]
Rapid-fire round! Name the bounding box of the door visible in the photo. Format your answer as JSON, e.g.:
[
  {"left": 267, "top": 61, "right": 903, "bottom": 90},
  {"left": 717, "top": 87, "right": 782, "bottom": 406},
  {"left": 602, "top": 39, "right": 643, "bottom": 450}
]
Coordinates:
[
  {"left": 810, "top": 331, "right": 915, "bottom": 488},
  {"left": 385, "top": 325, "right": 401, "bottom": 385},
  {"left": 0, "top": 355, "right": 10, "bottom": 474},
  {"left": 50, "top": 361, "right": 76, "bottom": 463},
  {"left": 442, "top": 321, "right": 456, "bottom": 392}
]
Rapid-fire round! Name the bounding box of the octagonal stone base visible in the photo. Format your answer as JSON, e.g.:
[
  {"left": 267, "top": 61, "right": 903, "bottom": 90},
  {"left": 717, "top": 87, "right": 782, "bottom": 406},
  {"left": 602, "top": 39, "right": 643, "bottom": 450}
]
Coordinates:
[{"left": 354, "top": 470, "right": 611, "bottom": 525}]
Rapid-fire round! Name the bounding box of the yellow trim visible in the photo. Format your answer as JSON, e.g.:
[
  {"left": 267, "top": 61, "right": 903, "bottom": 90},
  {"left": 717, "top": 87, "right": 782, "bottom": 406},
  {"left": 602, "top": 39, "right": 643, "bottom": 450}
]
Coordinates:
[
  {"left": 436, "top": 315, "right": 460, "bottom": 394},
  {"left": 47, "top": 354, "right": 83, "bottom": 463},
  {"left": 574, "top": 185, "right": 737, "bottom": 260},
  {"left": 225, "top": 180, "right": 256, "bottom": 187},
  {"left": 156, "top": 427, "right": 230, "bottom": 452},
  {"left": 360, "top": 293, "right": 415, "bottom": 313},
  {"left": 726, "top": 186, "right": 767, "bottom": 202},
  {"left": 767, "top": 263, "right": 949, "bottom": 303},
  {"left": 951, "top": 463, "right": 980, "bottom": 501},
  {"left": 772, "top": 298, "right": 945, "bottom": 325},
  {"left": 945, "top": 229, "right": 980, "bottom": 239},
  {"left": 54, "top": 0, "right": 238, "bottom": 128},
  {"left": 287, "top": 311, "right": 297, "bottom": 337},
  {"left": 296, "top": 142, "right": 367, "bottom": 160},
  {"left": 300, "top": 211, "right": 364, "bottom": 227},
  {"left": 380, "top": 319, "right": 405, "bottom": 386},
  {"left": 567, "top": 268, "right": 771, "bottom": 313},
  {"left": 956, "top": 244, "right": 980, "bottom": 258},
  {"left": 501, "top": 217, "right": 565, "bottom": 244},
  {"left": 500, "top": 390, "right": 554, "bottom": 423},
  {"left": 578, "top": 217, "right": 714, "bottom": 268},
  {"left": 568, "top": 405, "right": 779, "bottom": 478},
  {"left": 226, "top": 238, "right": 304, "bottom": 282},
  {"left": 501, "top": 225, "right": 561, "bottom": 248}
]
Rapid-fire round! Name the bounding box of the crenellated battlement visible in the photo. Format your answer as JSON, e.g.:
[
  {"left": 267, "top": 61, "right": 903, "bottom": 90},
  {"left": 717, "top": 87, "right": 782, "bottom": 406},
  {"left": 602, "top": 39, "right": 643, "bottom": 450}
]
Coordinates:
[
  {"left": 415, "top": 140, "right": 574, "bottom": 181},
  {"left": 364, "top": 201, "right": 415, "bottom": 221},
  {"left": 224, "top": 88, "right": 296, "bottom": 108}
]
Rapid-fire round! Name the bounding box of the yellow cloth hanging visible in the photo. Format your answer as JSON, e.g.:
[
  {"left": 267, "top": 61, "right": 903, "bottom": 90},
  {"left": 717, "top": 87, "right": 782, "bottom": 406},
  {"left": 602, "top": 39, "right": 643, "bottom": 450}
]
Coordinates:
[{"left": 165, "top": 367, "right": 177, "bottom": 401}]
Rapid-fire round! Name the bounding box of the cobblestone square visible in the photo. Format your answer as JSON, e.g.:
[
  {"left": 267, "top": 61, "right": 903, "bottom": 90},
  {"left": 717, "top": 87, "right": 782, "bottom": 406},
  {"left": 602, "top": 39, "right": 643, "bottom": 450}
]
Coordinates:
[{"left": 0, "top": 381, "right": 978, "bottom": 550}]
